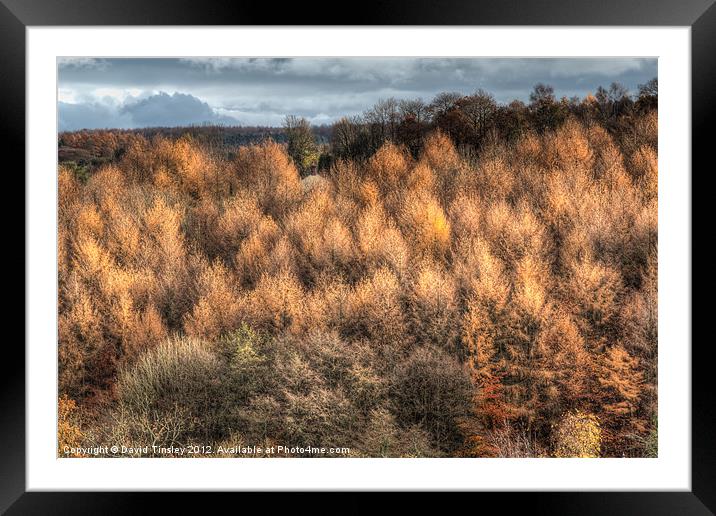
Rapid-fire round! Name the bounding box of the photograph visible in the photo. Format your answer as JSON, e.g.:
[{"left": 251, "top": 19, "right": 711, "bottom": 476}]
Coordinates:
[{"left": 55, "top": 56, "right": 659, "bottom": 459}]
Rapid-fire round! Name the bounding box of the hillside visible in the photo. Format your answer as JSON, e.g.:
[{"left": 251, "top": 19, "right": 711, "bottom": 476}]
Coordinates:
[{"left": 57, "top": 102, "right": 658, "bottom": 457}]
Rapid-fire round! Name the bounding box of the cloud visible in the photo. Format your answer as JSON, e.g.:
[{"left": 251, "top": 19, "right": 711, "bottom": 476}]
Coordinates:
[
  {"left": 58, "top": 58, "right": 658, "bottom": 128},
  {"left": 93, "top": 87, "right": 144, "bottom": 103},
  {"left": 120, "top": 92, "right": 236, "bottom": 127},
  {"left": 57, "top": 57, "right": 109, "bottom": 70},
  {"left": 180, "top": 57, "right": 292, "bottom": 74},
  {"left": 59, "top": 92, "right": 238, "bottom": 131},
  {"left": 59, "top": 101, "right": 131, "bottom": 131}
]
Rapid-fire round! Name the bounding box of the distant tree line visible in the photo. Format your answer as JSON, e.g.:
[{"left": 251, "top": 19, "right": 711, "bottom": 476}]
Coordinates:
[
  {"left": 277, "top": 78, "right": 658, "bottom": 175},
  {"left": 59, "top": 79, "right": 657, "bottom": 179},
  {"left": 317, "top": 79, "right": 658, "bottom": 166}
]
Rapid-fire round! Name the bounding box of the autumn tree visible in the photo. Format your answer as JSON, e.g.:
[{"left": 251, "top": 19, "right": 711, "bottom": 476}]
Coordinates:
[
  {"left": 595, "top": 344, "right": 645, "bottom": 454},
  {"left": 58, "top": 395, "right": 83, "bottom": 457}
]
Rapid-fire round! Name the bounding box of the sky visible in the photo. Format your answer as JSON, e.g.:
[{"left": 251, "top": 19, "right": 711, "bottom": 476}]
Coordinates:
[{"left": 58, "top": 57, "right": 657, "bottom": 131}]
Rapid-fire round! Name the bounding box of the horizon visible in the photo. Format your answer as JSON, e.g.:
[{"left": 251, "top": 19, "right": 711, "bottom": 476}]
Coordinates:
[{"left": 58, "top": 57, "right": 657, "bottom": 131}]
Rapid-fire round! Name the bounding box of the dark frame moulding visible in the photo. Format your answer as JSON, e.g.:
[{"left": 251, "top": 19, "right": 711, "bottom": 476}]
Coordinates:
[{"left": 3, "top": 0, "right": 710, "bottom": 513}]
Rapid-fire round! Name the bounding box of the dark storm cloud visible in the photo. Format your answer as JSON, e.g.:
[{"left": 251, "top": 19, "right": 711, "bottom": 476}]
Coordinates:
[{"left": 58, "top": 57, "right": 657, "bottom": 129}]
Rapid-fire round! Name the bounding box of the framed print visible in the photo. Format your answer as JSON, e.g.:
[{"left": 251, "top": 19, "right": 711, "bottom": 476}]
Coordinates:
[{"left": 6, "top": 0, "right": 710, "bottom": 512}]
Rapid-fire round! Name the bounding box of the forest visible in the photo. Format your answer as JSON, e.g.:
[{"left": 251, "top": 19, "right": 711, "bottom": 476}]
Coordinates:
[{"left": 58, "top": 80, "right": 658, "bottom": 458}]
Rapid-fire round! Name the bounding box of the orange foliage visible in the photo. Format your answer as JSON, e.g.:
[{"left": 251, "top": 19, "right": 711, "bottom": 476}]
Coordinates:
[
  {"left": 58, "top": 114, "right": 657, "bottom": 457},
  {"left": 58, "top": 395, "right": 83, "bottom": 457}
]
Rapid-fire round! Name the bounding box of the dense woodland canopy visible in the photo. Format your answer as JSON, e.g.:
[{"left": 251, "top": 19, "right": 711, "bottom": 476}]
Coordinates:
[{"left": 58, "top": 80, "right": 658, "bottom": 458}]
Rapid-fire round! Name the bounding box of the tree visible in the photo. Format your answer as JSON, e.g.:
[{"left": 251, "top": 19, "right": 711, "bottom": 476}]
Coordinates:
[
  {"left": 529, "top": 83, "right": 564, "bottom": 132},
  {"left": 594, "top": 82, "right": 633, "bottom": 124},
  {"left": 597, "top": 345, "right": 643, "bottom": 419},
  {"left": 495, "top": 100, "right": 530, "bottom": 141},
  {"left": 459, "top": 89, "right": 498, "bottom": 145},
  {"left": 395, "top": 98, "right": 430, "bottom": 156},
  {"left": 608, "top": 82, "right": 633, "bottom": 119},
  {"left": 636, "top": 77, "right": 658, "bottom": 111},
  {"left": 429, "top": 91, "right": 463, "bottom": 118},
  {"left": 529, "top": 83, "right": 556, "bottom": 104},
  {"left": 638, "top": 78, "right": 658, "bottom": 98},
  {"left": 284, "top": 115, "right": 319, "bottom": 176},
  {"left": 429, "top": 92, "right": 469, "bottom": 145},
  {"left": 392, "top": 346, "right": 473, "bottom": 451},
  {"left": 58, "top": 395, "right": 84, "bottom": 457},
  {"left": 364, "top": 98, "right": 401, "bottom": 145},
  {"left": 399, "top": 98, "right": 430, "bottom": 124},
  {"left": 331, "top": 116, "right": 371, "bottom": 161},
  {"left": 396, "top": 114, "right": 426, "bottom": 157}
]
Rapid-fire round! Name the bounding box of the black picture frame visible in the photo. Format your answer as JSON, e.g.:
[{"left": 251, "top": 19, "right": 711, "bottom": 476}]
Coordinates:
[{"left": 4, "top": 0, "right": 710, "bottom": 512}]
